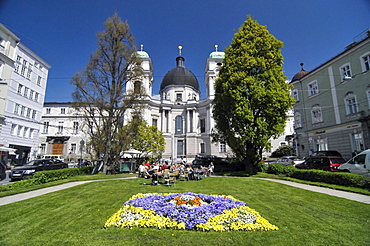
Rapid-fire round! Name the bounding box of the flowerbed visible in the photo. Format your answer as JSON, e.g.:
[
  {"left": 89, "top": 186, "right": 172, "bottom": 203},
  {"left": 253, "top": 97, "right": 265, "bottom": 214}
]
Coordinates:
[{"left": 104, "top": 192, "right": 278, "bottom": 231}]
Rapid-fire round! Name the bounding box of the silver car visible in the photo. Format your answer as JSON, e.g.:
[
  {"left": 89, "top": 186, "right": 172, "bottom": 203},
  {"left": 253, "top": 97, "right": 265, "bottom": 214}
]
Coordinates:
[{"left": 275, "top": 156, "right": 305, "bottom": 166}]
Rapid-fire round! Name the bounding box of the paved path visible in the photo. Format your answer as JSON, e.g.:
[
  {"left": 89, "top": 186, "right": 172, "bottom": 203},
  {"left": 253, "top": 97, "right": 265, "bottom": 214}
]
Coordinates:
[
  {"left": 0, "top": 177, "right": 369, "bottom": 206},
  {"left": 257, "top": 178, "right": 370, "bottom": 204}
]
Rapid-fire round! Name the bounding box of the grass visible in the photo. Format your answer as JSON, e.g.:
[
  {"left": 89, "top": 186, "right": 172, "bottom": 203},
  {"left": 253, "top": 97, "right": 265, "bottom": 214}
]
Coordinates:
[{"left": 0, "top": 176, "right": 369, "bottom": 246}]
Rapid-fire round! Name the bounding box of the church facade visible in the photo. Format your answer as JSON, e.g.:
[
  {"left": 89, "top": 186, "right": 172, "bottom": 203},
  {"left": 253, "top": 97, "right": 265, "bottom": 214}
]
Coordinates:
[{"left": 39, "top": 46, "right": 292, "bottom": 162}]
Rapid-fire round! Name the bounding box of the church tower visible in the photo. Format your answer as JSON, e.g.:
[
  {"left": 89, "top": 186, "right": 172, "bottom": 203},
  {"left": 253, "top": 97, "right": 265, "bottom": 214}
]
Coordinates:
[{"left": 204, "top": 45, "right": 224, "bottom": 100}]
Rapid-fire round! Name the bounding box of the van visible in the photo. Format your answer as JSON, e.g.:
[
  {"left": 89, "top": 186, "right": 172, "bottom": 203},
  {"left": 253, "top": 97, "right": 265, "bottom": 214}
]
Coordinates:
[
  {"left": 338, "top": 149, "right": 370, "bottom": 177},
  {"left": 41, "top": 155, "right": 64, "bottom": 161}
]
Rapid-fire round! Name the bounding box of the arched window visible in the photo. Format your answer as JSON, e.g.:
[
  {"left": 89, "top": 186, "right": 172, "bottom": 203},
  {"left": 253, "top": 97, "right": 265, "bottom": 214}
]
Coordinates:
[
  {"left": 134, "top": 81, "right": 141, "bottom": 94},
  {"left": 175, "top": 116, "right": 183, "bottom": 134},
  {"left": 345, "top": 92, "right": 358, "bottom": 115}
]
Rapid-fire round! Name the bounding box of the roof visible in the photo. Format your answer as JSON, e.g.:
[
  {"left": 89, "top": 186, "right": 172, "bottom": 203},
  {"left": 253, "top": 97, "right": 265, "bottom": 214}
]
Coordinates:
[{"left": 160, "top": 56, "right": 199, "bottom": 91}]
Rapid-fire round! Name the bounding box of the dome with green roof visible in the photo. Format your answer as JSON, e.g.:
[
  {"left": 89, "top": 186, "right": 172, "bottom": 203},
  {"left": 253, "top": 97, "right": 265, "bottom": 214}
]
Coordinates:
[{"left": 209, "top": 45, "right": 225, "bottom": 58}]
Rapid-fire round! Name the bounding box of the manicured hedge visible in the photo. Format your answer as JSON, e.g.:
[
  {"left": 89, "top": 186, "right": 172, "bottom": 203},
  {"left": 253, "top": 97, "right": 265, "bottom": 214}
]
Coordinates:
[
  {"left": 288, "top": 169, "right": 370, "bottom": 190},
  {"left": 3, "top": 167, "right": 94, "bottom": 190}
]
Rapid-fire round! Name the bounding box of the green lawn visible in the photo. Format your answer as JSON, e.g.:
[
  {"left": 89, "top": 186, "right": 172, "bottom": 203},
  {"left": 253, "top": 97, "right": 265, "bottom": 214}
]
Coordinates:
[{"left": 1, "top": 177, "right": 369, "bottom": 246}]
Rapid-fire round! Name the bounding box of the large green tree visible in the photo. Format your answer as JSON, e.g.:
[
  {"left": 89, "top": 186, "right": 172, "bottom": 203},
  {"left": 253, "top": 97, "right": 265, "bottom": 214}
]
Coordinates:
[
  {"left": 70, "top": 13, "right": 143, "bottom": 173},
  {"left": 212, "top": 16, "right": 295, "bottom": 174}
]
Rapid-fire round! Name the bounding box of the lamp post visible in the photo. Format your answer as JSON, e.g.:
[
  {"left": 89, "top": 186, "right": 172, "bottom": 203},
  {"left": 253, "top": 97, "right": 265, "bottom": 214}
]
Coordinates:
[{"left": 80, "top": 139, "right": 85, "bottom": 166}]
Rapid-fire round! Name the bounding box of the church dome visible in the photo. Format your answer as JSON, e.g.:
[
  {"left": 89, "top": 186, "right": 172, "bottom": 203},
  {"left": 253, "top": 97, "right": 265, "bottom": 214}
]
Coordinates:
[
  {"left": 160, "top": 56, "right": 199, "bottom": 91},
  {"left": 209, "top": 51, "right": 225, "bottom": 59},
  {"left": 291, "top": 63, "right": 309, "bottom": 82},
  {"left": 136, "top": 51, "right": 150, "bottom": 58}
]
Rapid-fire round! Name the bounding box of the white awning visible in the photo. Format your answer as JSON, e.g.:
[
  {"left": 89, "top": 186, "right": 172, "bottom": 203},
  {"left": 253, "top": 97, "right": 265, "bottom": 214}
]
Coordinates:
[{"left": 0, "top": 146, "right": 17, "bottom": 155}]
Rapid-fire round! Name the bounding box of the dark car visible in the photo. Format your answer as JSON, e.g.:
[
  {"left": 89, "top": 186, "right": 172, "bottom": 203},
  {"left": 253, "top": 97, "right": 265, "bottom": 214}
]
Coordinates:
[
  {"left": 295, "top": 156, "right": 346, "bottom": 172},
  {"left": 0, "top": 162, "right": 6, "bottom": 180},
  {"left": 9, "top": 158, "right": 68, "bottom": 181},
  {"left": 310, "top": 150, "right": 342, "bottom": 157}
]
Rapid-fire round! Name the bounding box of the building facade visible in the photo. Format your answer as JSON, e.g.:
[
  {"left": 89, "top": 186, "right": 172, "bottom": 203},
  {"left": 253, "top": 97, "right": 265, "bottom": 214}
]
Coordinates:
[
  {"left": 0, "top": 24, "right": 51, "bottom": 165},
  {"left": 39, "top": 46, "right": 294, "bottom": 163},
  {"left": 291, "top": 30, "right": 370, "bottom": 160}
]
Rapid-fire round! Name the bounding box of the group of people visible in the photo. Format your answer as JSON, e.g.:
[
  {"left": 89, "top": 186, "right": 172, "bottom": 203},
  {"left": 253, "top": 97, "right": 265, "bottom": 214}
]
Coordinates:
[{"left": 138, "top": 160, "right": 215, "bottom": 185}]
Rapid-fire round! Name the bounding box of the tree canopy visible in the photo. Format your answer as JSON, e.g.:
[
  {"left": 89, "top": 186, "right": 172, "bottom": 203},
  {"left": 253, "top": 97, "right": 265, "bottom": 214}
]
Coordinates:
[
  {"left": 212, "top": 16, "right": 295, "bottom": 174},
  {"left": 70, "top": 13, "right": 144, "bottom": 172}
]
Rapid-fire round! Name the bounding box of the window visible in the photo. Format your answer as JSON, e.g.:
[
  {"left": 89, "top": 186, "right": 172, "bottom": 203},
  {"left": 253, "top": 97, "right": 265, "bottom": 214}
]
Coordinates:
[
  {"left": 61, "top": 108, "right": 66, "bottom": 114},
  {"left": 46, "top": 108, "right": 51, "bottom": 114},
  {"left": 23, "top": 127, "right": 28, "bottom": 138},
  {"left": 345, "top": 92, "right": 358, "bottom": 115},
  {"left": 14, "top": 104, "right": 20, "bottom": 114},
  {"left": 29, "top": 90, "right": 34, "bottom": 100},
  {"left": 26, "top": 108, "right": 31, "bottom": 118},
  {"left": 17, "top": 126, "right": 22, "bottom": 136},
  {"left": 58, "top": 122, "right": 64, "bottom": 134},
  {"left": 200, "top": 119, "right": 206, "bottom": 133},
  {"left": 23, "top": 87, "right": 29, "bottom": 97},
  {"left": 340, "top": 63, "right": 352, "bottom": 80},
  {"left": 176, "top": 93, "right": 182, "bottom": 101},
  {"left": 40, "top": 144, "right": 46, "bottom": 154},
  {"left": 361, "top": 52, "right": 370, "bottom": 72},
  {"left": 351, "top": 133, "right": 364, "bottom": 152},
  {"left": 175, "top": 116, "right": 183, "bottom": 134},
  {"left": 152, "top": 118, "right": 158, "bottom": 127},
  {"left": 21, "top": 60, "right": 27, "bottom": 76},
  {"left": 29, "top": 129, "right": 34, "bottom": 138},
  {"left": 15, "top": 56, "right": 21, "bottom": 73},
  {"left": 11, "top": 124, "right": 16, "bottom": 135},
  {"left": 43, "top": 122, "right": 49, "bottom": 133},
  {"left": 200, "top": 143, "right": 205, "bottom": 153},
  {"left": 314, "top": 138, "right": 328, "bottom": 151},
  {"left": 20, "top": 106, "right": 26, "bottom": 116},
  {"left": 294, "top": 111, "right": 302, "bottom": 128},
  {"left": 311, "top": 105, "right": 323, "bottom": 124},
  {"left": 292, "top": 89, "right": 299, "bottom": 101},
  {"left": 73, "top": 122, "right": 79, "bottom": 134},
  {"left": 17, "top": 84, "right": 23, "bottom": 94},
  {"left": 219, "top": 143, "right": 227, "bottom": 153},
  {"left": 37, "top": 76, "right": 41, "bottom": 85},
  {"left": 27, "top": 64, "right": 32, "bottom": 79},
  {"left": 307, "top": 80, "right": 319, "bottom": 96},
  {"left": 134, "top": 81, "right": 141, "bottom": 94},
  {"left": 32, "top": 110, "right": 36, "bottom": 119},
  {"left": 71, "top": 143, "right": 77, "bottom": 153},
  {"left": 34, "top": 92, "right": 39, "bottom": 102}
]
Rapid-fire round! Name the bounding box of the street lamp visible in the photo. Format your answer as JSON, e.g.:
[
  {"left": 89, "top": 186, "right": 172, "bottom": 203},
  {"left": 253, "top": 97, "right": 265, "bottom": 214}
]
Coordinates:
[{"left": 80, "top": 139, "right": 85, "bottom": 166}]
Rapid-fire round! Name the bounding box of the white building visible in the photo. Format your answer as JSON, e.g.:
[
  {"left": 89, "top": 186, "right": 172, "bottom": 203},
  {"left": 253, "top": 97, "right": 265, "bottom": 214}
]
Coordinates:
[
  {"left": 39, "top": 46, "right": 292, "bottom": 162},
  {"left": 0, "top": 24, "right": 50, "bottom": 165}
]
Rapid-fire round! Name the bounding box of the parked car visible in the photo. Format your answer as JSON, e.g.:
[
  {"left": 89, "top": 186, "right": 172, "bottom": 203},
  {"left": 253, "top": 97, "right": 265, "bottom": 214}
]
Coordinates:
[
  {"left": 295, "top": 156, "right": 346, "bottom": 172},
  {"left": 338, "top": 149, "right": 370, "bottom": 177},
  {"left": 9, "top": 158, "right": 68, "bottom": 181},
  {"left": 274, "top": 156, "right": 305, "bottom": 166},
  {"left": 310, "top": 150, "right": 342, "bottom": 157}
]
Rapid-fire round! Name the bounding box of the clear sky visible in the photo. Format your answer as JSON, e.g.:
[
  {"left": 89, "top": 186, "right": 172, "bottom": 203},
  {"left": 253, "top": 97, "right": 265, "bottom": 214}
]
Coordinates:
[{"left": 1, "top": 0, "right": 369, "bottom": 102}]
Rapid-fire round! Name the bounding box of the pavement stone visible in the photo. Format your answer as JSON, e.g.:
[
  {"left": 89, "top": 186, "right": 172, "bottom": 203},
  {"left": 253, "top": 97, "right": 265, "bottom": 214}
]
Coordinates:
[{"left": 0, "top": 177, "right": 369, "bottom": 206}]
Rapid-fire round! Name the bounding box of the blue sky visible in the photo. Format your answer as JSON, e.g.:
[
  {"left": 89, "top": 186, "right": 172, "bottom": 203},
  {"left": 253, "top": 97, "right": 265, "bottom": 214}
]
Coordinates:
[{"left": 1, "top": 0, "right": 369, "bottom": 102}]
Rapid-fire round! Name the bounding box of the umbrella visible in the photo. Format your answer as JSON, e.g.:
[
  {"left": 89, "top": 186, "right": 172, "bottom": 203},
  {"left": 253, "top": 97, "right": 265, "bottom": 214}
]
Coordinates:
[{"left": 124, "top": 149, "right": 141, "bottom": 155}]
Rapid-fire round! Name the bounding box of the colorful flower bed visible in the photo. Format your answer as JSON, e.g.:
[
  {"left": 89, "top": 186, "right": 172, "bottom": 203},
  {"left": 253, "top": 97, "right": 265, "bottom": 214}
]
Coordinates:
[{"left": 104, "top": 192, "right": 279, "bottom": 232}]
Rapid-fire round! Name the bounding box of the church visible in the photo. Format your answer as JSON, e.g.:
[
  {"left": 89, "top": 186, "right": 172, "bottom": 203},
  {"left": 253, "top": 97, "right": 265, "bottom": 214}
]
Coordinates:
[
  {"left": 40, "top": 45, "right": 293, "bottom": 163},
  {"left": 125, "top": 45, "right": 227, "bottom": 160}
]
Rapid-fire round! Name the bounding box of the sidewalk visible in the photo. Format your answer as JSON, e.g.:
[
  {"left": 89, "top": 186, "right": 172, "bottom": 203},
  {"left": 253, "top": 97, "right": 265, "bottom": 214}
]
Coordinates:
[
  {"left": 0, "top": 177, "right": 369, "bottom": 206},
  {"left": 257, "top": 178, "right": 370, "bottom": 204}
]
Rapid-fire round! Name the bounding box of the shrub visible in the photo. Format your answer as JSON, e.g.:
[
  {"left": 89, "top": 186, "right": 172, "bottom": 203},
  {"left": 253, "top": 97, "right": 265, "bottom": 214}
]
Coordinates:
[
  {"left": 283, "top": 165, "right": 297, "bottom": 175},
  {"left": 267, "top": 163, "right": 285, "bottom": 175},
  {"left": 288, "top": 169, "right": 370, "bottom": 190},
  {"left": 257, "top": 161, "right": 267, "bottom": 172}
]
